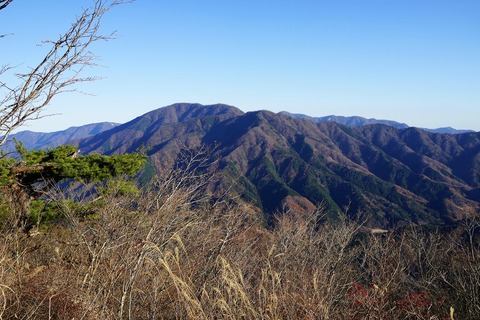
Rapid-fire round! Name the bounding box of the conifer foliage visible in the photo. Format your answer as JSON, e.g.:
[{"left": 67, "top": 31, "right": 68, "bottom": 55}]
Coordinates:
[{"left": 0, "top": 143, "right": 146, "bottom": 217}]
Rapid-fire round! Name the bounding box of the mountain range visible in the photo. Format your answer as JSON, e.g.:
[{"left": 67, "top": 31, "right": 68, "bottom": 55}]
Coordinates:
[
  {"left": 279, "top": 111, "right": 474, "bottom": 134},
  {"left": 4, "top": 104, "right": 480, "bottom": 228},
  {"left": 2, "top": 122, "right": 118, "bottom": 153}
]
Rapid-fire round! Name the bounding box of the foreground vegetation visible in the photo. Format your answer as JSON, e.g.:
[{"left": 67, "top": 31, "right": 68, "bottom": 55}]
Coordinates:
[{"left": 0, "top": 153, "right": 479, "bottom": 320}]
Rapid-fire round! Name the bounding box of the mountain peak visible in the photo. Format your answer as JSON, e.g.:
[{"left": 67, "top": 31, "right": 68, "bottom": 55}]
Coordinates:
[{"left": 128, "top": 103, "right": 244, "bottom": 126}]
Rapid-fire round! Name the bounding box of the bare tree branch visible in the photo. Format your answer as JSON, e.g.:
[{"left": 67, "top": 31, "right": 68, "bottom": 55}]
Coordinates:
[
  {"left": 0, "top": 0, "right": 130, "bottom": 146},
  {"left": 0, "top": 0, "right": 13, "bottom": 37},
  {"left": 0, "top": 0, "right": 13, "bottom": 11}
]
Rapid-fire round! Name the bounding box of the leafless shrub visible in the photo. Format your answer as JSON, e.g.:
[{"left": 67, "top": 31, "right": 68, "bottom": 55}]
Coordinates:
[
  {"left": 441, "top": 215, "right": 480, "bottom": 318},
  {"left": 0, "top": 147, "right": 478, "bottom": 318}
]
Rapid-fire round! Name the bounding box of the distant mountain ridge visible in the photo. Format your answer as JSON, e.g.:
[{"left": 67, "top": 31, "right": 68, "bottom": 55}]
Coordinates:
[
  {"left": 279, "top": 111, "right": 409, "bottom": 129},
  {"left": 279, "top": 111, "right": 474, "bottom": 134},
  {"left": 6, "top": 109, "right": 473, "bottom": 153},
  {"left": 1, "top": 122, "right": 119, "bottom": 153}
]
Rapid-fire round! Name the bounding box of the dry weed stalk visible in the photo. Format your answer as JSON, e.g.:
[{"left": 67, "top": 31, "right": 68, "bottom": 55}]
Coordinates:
[{"left": 0, "top": 148, "right": 478, "bottom": 318}]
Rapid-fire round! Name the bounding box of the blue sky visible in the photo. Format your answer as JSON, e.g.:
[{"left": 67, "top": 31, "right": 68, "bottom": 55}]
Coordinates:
[{"left": 1, "top": 0, "right": 479, "bottom": 132}]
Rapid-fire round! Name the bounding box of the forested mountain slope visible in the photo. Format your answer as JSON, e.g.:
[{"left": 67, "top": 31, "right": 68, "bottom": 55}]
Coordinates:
[{"left": 76, "top": 104, "right": 480, "bottom": 228}]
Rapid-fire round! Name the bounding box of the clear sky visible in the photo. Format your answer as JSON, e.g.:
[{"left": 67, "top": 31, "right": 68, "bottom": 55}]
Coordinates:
[{"left": 1, "top": 0, "right": 479, "bottom": 132}]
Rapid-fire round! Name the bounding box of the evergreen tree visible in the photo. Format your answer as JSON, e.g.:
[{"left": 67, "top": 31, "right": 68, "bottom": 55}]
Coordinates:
[{"left": 0, "top": 143, "right": 146, "bottom": 217}]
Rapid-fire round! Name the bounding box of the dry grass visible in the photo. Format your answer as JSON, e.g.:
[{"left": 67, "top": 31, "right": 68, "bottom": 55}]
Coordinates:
[{"left": 0, "top": 161, "right": 479, "bottom": 319}]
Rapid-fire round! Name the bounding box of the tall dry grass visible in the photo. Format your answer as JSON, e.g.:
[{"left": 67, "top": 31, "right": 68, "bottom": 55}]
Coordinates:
[{"left": 0, "top": 152, "right": 479, "bottom": 319}]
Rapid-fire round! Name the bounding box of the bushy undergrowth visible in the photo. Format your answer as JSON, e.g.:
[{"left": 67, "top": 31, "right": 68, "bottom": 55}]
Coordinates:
[{"left": 0, "top": 165, "right": 479, "bottom": 319}]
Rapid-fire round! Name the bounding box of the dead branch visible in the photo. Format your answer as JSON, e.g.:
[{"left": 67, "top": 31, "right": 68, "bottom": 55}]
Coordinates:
[
  {"left": 0, "top": 0, "right": 129, "bottom": 146},
  {"left": 0, "top": 0, "right": 13, "bottom": 11}
]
